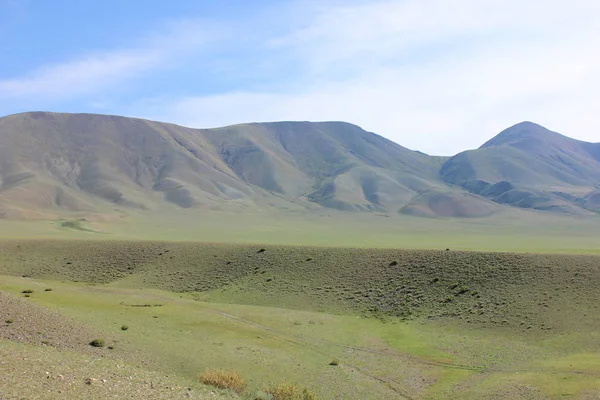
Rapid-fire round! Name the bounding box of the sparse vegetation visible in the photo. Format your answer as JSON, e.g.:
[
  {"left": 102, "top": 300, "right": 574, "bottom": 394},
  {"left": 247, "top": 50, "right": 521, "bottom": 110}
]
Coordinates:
[
  {"left": 199, "top": 369, "right": 246, "bottom": 394},
  {"left": 60, "top": 220, "right": 95, "bottom": 232},
  {"left": 120, "top": 325, "right": 129, "bottom": 331},
  {"left": 3, "top": 240, "right": 599, "bottom": 329},
  {"left": 21, "top": 289, "right": 34, "bottom": 294},
  {"left": 263, "top": 383, "right": 317, "bottom": 400},
  {"left": 2, "top": 240, "right": 600, "bottom": 399}
]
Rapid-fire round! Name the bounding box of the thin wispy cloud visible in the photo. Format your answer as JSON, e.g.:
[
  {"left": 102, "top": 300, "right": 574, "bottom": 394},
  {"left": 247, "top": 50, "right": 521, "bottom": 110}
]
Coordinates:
[
  {"left": 0, "top": 18, "right": 215, "bottom": 100},
  {"left": 267, "top": 0, "right": 597, "bottom": 73},
  {"left": 0, "top": 51, "right": 158, "bottom": 98}
]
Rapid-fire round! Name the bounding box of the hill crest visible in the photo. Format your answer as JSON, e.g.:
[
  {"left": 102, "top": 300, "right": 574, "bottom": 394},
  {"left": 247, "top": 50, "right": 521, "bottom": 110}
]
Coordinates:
[
  {"left": 1, "top": 111, "right": 599, "bottom": 220},
  {"left": 441, "top": 121, "right": 600, "bottom": 214}
]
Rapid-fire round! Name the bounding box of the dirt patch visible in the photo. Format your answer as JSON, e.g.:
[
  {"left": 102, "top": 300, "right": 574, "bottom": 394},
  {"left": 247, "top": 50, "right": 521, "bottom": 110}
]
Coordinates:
[
  {"left": 0, "top": 290, "right": 235, "bottom": 399},
  {"left": 0, "top": 342, "right": 234, "bottom": 400},
  {"left": 0, "top": 290, "right": 105, "bottom": 353}
]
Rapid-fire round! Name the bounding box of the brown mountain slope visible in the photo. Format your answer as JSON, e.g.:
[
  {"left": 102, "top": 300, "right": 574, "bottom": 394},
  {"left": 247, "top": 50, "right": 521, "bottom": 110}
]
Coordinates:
[
  {"left": 5, "top": 113, "right": 597, "bottom": 220},
  {"left": 440, "top": 122, "right": 600, "bottom": 214},
  {"left": 0, "top": 112, "right": 489, "bottom": 219}
]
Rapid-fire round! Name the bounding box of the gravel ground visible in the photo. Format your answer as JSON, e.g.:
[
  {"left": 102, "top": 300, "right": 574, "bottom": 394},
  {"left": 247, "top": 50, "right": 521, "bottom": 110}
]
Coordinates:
[
  {"left": 0, "top": 290, "right": 236, "bottom": 400},
  {"left": 1, "top": 290, "right": 105, "bottom": 352},
  {"left": 0, "top": 342, "right": 236, "bottom": 400}
]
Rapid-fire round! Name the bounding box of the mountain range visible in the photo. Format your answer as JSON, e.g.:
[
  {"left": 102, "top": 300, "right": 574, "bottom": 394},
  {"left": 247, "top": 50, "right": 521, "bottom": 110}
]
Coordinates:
[{"left": 0, "top": 112, "right": 599, "bottom": 220}]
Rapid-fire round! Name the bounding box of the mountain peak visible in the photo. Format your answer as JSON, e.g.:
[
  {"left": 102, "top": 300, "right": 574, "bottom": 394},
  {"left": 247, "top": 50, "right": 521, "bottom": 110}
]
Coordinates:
[{"left": 479, "top": 121, "right": 563, "bottom": 149}]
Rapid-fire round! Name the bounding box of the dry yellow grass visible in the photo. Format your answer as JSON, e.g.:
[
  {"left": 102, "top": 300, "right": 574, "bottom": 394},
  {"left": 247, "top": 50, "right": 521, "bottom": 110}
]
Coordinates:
[
  {"left": 199, "top": 369, "right": 247, "bottom": 394},
  {"left": 264, "top": 383, "right": 317, "bottom": 400}
]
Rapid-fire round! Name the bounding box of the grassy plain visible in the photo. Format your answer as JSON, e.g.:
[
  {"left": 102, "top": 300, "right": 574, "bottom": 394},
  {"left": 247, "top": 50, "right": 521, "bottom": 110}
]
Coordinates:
[
  {"left": 1, "top": 236, "right": 600, "bottom": 399},
  {"left": 1, "top": 210, "right": 600, "bottom": 253}
]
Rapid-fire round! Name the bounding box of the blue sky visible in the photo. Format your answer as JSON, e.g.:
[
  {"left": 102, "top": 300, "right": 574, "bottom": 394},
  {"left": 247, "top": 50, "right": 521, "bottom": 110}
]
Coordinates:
[{"left": 1, "top": 0, "right": 599, "bottom": 155}]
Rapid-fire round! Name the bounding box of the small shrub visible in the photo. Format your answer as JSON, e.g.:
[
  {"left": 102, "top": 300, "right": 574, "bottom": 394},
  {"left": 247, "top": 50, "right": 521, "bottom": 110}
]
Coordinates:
[
  {"left": 23, "top": 294, "right": 31, "bottom": 298},
  {"left": 388, "top": 261, "right": 398, "bottom": 266},
  {"left": 199, "top": 369, "right": 246, "bottom": 394},
  {"left": 89, "top": 339, "right": 105, "bottom": 348},
  {"left": 328, "top": 359, "right": 339, "bottom": 366},
  {"left": 120, "top": 325, "right": 129, "bottom": 331},
  {"left": 21, "top": 289, "right": 34, "bottom": 294},
  {"left": 44, "top": 288, "right": 52, "bottom": 292},
  {"left": 5, "top": 319, "right": 13, "bottom": 324},
  {"left": 264, "top": 383, "right": 316, "bottom": 400},
  {"left": 456, "top": 286, "right": 470, "bottom": 295},
  {"left": 257, "top": 248, "right": 266, "bottom": 253}
]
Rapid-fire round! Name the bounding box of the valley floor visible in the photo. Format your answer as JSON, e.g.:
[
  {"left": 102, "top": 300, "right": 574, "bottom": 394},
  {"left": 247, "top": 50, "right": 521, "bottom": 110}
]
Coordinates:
[
  {"left": 3, "top": 210, "right": 600, "bottom": 254},
  {"left": 1, "top": 240, "right": 600, "bottom": 399}
]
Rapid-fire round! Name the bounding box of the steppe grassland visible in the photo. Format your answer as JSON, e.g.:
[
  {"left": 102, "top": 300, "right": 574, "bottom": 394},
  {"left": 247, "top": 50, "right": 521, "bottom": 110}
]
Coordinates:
[
  {"left": 2, "top": 209, "right": 600, "bottom": 253},
  {"left": 1, "top": 236, "right": 600, "bottom": 399}
]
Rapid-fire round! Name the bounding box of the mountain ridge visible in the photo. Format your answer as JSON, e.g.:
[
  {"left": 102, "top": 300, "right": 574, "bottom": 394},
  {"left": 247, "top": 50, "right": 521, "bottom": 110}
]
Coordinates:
[
  {"left": 442, "top": 121, "right": 600, "bottom": 214},
  {"left": 1, "top": 111, "right": 599, "bottom": 220}
]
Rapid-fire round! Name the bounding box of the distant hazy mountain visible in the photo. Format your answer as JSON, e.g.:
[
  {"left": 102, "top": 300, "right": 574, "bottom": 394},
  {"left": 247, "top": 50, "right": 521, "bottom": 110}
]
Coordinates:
[
  {"left": 0, "top": 112, "right": 598, "bottom": 220},
  {"left": 440, "top": 122, "right": 600, "bottom": 213}
]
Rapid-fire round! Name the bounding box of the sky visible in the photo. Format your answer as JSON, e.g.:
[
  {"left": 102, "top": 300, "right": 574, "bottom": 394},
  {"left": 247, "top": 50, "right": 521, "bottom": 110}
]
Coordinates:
[{"left": 1, "top": 0, "right": 599, "bottom": 155}]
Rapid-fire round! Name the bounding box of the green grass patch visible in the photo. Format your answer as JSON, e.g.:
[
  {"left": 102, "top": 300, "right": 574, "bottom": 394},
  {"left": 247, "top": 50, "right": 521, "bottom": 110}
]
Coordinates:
[{"left": 59, "top": 220, "right": 97, "bottom": 233}]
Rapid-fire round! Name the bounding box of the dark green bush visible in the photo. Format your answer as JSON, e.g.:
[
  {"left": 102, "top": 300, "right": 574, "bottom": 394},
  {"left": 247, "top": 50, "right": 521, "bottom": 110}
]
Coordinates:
[
  {"left": 89, "top": 338, "right": 105, "bottom": 347},
  {"left": 457, "top": 286, "right": 470, "bottom": 294}
]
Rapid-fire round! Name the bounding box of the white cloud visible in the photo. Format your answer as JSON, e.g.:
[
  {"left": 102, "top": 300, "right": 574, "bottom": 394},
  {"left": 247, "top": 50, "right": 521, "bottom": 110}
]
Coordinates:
[
  {"left": 268, "top": 0, "right": 598, "bottom": 72},
  {"left": 3, "top": 0, "right": 600, "bottom": 154},
  {"left": 151, "top": 0, "right": 600, "bottom": 154}
]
